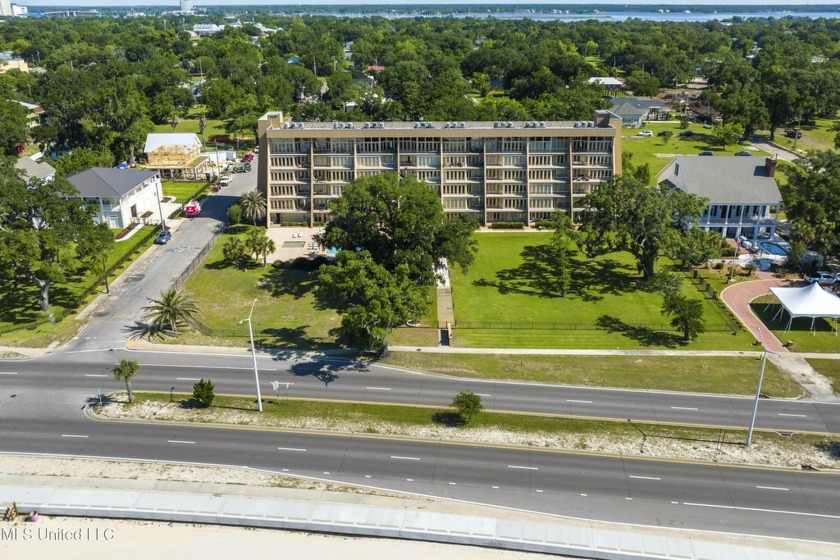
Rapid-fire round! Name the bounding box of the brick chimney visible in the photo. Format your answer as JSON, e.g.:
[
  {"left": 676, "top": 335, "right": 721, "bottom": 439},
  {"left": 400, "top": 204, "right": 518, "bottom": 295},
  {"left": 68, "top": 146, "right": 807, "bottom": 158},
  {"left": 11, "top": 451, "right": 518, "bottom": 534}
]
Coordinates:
[{"left": 764, "top": 156, "right": 777, "bottom": 178}]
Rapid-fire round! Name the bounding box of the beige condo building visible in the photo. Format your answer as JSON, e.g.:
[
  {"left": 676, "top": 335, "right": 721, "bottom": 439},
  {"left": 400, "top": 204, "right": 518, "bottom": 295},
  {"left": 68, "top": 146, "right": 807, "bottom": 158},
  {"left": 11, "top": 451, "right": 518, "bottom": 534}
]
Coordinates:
[{"left": 256, "top": 110, "right": 622, "bottom": 227}]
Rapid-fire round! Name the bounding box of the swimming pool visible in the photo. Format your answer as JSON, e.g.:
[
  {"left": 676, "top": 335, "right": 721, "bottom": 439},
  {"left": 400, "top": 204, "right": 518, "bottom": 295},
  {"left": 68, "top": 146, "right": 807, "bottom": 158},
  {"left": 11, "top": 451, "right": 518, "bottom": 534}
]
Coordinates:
[
  {"left": 326, "top": 247, "right": 339, "bottom": 255},
  {"left": 759, "top": 241, "right": 789, "bottom": 256}
]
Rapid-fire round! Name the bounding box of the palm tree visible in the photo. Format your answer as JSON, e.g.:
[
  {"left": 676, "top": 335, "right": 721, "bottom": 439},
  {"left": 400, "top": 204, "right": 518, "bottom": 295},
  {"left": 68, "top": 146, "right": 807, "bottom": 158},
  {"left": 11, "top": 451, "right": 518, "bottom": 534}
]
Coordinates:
[
  {"left": 240, "top": 190, "right": 267, "bottom": 226},
  {"left": 142, "top": 288, "right": 199, "bottom": 338},
  {"left": 112, "top": 359, "right": 140, "bottom": 403},
  {"left": 245, "top": 228, "right": 276, "bottom": 266},
  {"left": 223, "top": 237, "right": 250, "bottom": 268}
]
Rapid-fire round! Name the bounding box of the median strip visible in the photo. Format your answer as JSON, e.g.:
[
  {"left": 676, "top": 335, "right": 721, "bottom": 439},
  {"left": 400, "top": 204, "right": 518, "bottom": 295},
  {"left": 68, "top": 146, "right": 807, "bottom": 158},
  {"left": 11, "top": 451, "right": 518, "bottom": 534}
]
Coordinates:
[{"left": 91, "top": 392, "right": 840, "bottom": 470}]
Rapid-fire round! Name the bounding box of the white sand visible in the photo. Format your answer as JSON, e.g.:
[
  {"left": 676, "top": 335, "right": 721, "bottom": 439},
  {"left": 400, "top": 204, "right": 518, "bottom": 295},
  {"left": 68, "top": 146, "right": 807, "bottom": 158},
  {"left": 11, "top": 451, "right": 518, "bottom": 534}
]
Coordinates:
[{"left": 0, "top": 516, "right": 554, "bottom": 560}]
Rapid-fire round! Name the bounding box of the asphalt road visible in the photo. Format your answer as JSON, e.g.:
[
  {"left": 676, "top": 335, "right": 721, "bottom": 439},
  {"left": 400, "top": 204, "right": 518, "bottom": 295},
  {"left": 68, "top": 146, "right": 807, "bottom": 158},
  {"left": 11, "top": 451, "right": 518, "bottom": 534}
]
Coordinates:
[
  {"left": 0, "top": 385, "right": 838, "bottom": 543},
  {"left": 6, "top": 350, "right": 840, "bottom": 435}
]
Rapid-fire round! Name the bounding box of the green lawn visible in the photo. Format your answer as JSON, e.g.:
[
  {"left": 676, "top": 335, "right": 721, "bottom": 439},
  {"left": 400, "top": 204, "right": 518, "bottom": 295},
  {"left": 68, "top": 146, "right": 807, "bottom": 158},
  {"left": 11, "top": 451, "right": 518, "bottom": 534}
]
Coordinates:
[
  {"left": 0, "top": 226, "right": 157, "bottom": 347},
  {"left": 767, "top": 114, "right": 837, "bottom": 154},
  {"left": 380, "top": 353, "right": 800, "bottom": 397},
  {"left": 804, "top": 359, "right": 840, "bottom": 395},
  {"left": 170, "top": 226, "right": 343, "bottom": 349},
  {"left": 751, "top": 296, "right": 840, "bottom": 353},
  {"left": 161, "top": 180, "right": 211, "bottom": 203},
  {"left": 624, "top": 122, "right": 769, "bottom": 179},
  {"left": 388, "top": 286, "right": 440, "bottom": 346},
  {"left": 449, "top": 233, "right": 749, "bottom": 350}
]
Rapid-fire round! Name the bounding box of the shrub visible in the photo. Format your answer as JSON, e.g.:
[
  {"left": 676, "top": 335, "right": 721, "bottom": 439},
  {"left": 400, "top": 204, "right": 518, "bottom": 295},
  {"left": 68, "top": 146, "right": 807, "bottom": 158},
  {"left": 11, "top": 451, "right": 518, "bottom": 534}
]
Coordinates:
[
  {"left": 534, "top": 219, "right": 556, "bottom": 230},
  {"left": 227, "top": 203, "right": 242, "bottom": 225},
  {"left": 713, "top": 261, "right": 725, "bottom": 270},
  {"left": 192, "top": 378, "right": 215, "bottom": 408},
  {"left": 283, "top": 255, "right": 330, "bottom": 271},
  {"left": 490, "top": 221, "right": 524, "bottom": 230}
]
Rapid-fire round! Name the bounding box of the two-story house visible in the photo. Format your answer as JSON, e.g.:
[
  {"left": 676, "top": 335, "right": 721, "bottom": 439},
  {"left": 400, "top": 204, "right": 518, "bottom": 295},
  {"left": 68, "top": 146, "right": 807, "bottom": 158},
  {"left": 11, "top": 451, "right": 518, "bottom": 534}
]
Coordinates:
[
  {"left": 67, "top": 168, "right": 163, "bottom": 229},
  {"left": 657, "top": 156, "right": 782, "bottom": 240}
]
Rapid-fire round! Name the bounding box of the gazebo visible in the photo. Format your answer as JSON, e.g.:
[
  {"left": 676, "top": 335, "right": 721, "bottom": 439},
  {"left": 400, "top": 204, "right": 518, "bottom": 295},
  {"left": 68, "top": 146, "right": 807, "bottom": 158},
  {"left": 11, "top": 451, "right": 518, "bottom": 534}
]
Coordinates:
[{"left": 765, "top": 282, "right": 840, "bottom": 334}]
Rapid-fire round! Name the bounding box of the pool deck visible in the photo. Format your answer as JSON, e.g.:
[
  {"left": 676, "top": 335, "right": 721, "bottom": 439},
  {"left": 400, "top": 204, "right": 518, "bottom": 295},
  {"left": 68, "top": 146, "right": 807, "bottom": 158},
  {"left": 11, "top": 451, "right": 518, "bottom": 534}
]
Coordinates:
[{"left": 264, "top": 227, "right": 328, "bottom": 263}]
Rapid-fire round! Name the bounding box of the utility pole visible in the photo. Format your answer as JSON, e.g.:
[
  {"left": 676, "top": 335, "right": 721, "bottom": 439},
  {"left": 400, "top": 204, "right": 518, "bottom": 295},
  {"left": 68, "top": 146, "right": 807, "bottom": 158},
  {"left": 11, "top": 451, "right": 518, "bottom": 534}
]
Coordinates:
[{"left": 746, "top": 327, "right": 768, "bottom": 446}]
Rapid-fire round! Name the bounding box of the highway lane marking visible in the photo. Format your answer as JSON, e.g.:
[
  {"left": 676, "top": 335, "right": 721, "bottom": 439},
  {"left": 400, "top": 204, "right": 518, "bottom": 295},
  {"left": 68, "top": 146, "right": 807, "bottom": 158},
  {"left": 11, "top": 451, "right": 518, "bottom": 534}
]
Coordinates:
[
  {"left": 536, "top": 490, "right": 543, "bottom": 493},
  {"left": 85, "top": 409, "right": 840, "bottom": 468},
  {"left": 177, "top": 377, "right": 201, "bottom": 381},
  {"left": 625, "top": 497, "right": 633, "bottom": 500},
  {"left": 277, "top": 447, "right": 306, "bottom": 452},
  {"left": 508, "top": 465, "right": 538, "bottom": 470},
  {"left": 683, "top": 502, "right": 840, "bottom": 520},
  {"left": 366, "top": 387, "right": 391, "bottom": 391},
  {"left": 364, "top": 475, "right": 372, "bottom": 478},
  {"left": 323, "top": 472, "right": 330, "bottom": 475},
  {"left": 777, "top": 413, "right": 807, "bottom": 418},
  {"left": 61, "top": 434, "right": 88, "bottom": 438},
  {"left": 449, "top": 482, "right": 456, "bottom": 485},
  {"left": 475, "top": 393, "right": 491, "bottom": 397},
  {"left": 670, "top": 406, "right": 699, "bottom": 411},
  {"left": 0, "top": 372, "right": 18, "bottom": 375},
  {"left": 390, "top": 456, "right": 420, "bottom": 461},
  {"left": 84, "top": 374, "right": 107, "bottom": 378},
  {"left": 580, "top": 493, "right": 588, "bottom": 497},
  {"left": 406, "top": 478, "right": 414, "bottom": 482},
  {"left": 167, "top": 440, "right": 195, "bottom": 445},
  {"left": 629, "top": 475, "right": 662, "bottom": 481},
  {"left": 566, "top": 399, "right": 593, "bottom": 404},
  {"left": 755, "top": 486, "right": 789, "bottom": 491},
  {"left": 492, "top": 486, "right": 499, "bottom": 489}
]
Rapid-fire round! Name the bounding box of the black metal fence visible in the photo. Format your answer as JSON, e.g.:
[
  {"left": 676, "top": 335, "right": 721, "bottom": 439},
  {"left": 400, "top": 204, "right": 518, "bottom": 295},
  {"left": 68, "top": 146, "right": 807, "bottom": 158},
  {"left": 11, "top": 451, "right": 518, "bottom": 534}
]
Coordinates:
[{"left": 452, "top": 320, "right": 738, "bottom": 332}]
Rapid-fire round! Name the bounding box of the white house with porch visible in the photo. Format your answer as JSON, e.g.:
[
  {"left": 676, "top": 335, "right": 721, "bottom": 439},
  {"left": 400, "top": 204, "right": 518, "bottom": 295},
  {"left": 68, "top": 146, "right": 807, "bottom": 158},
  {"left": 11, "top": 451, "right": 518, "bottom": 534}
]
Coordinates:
[
  {"left": 67, "top": 168, "right": 163, "bottom": 229},
  {"left": 657, "top": 156, "right": 782, "bottom": 240}
]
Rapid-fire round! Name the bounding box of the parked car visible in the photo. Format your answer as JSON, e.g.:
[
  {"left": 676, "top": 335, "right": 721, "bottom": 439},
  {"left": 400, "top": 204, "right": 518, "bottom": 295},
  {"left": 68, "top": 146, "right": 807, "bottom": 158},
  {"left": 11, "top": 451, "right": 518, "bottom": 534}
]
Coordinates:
[
  {"left": 218, "top": 175, "right": 231, "bottom": 186},
  {"left": 154, "top": 230, "right": 172, "bottom": 245},
  {"left": 699, "top": 151, "right": 714, "bottom": 156},
  {"left": 637, "top": 130, "right": 653, "bottom": 137},
  {"left": 803, "top": 271, "right": 837, "bottom": 286},
  {"left": 184, "top": 200, "right": 201, "bottom": 217},
  {"left": 735, "top": 151, "right": 752, "bottom": 156},
  {"left": 254, "top": 146, "right": 260, "bottom": 154},
  {"left": 784, "top": 128, "right": 802, "bottom": 139},
  {"left": 678, "top": 130, "right": 694, "bottom": 137}
]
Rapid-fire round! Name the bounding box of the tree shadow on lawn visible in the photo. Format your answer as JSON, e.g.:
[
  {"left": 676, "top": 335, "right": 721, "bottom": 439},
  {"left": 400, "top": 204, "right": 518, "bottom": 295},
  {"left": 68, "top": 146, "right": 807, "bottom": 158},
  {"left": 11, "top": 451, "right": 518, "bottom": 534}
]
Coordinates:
[
  {"left": 596, "top": 315, "right": 683, "bottom": 348},
  {"left": 431, "top": 411, "right": 466, "bottom": 427},
  {"left": 474, "top": 243, "right": 643, "bottom": 302},
  {"left": 177, "top": 398, "right": 254, "bottom": 412},
  {"left": 257, "top": 326, "right": 321, "bottom": 351},
  {"left": 258, "top": 266, "right": 318, "bottom": 299}
]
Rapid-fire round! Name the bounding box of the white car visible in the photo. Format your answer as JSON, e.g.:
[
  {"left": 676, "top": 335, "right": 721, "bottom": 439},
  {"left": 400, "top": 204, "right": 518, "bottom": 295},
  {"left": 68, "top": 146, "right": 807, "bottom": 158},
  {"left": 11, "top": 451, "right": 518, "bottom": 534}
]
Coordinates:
[
  {"left": 637, "top": 130, "right": 653, "bottom": 137},
  {"left": 218, "top": 175, "right": 231, "bottom": 186},
  {"left": 803, "top": 271, "right": 837, "bottom": 286}
]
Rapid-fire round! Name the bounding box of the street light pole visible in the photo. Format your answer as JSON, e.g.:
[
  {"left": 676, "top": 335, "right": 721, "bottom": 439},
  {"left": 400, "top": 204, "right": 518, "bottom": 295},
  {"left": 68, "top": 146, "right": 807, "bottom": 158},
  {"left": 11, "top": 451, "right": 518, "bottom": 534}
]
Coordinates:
[
  {"left": 746, "top": 327, "right": 768, "bottom": 446},
  {"left": 155, "top": 185, "right": 167, "bottom": 231},
  {"left": 101, "top": 253, "right": 110, "bottom": 294},
  {"left": 240, "top": 298, "right": 262, "bottom": 412}
]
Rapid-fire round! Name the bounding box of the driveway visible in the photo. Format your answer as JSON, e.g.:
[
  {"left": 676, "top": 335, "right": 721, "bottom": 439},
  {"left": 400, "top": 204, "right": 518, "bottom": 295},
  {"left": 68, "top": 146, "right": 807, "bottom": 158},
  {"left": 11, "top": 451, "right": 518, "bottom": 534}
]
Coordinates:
[
  {"left": 66, "top": 159, "right": 259, "bottom": 352},
  {"left": 720, "top": 278, "right": 794, "bottom": 354}
]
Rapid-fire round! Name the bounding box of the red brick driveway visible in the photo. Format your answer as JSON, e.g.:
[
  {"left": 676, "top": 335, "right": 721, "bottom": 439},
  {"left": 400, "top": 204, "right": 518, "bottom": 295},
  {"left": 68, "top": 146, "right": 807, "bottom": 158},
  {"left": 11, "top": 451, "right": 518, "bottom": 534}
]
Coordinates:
[{"left": 720, "top": 278, "right": 799, "bottom": 354}]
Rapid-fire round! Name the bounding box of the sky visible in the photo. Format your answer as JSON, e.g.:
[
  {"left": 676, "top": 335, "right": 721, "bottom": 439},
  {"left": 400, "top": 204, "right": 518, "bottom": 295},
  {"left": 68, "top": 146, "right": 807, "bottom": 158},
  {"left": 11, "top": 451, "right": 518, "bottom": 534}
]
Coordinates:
[{"left": 17, "top": 0, "right": 840, "bottom": 7}]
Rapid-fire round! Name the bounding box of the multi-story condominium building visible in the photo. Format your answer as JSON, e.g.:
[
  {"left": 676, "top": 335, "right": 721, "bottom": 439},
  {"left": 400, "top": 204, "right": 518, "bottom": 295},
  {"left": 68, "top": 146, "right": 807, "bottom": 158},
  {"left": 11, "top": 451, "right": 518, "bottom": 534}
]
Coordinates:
[{"left": 256, "top": 110, "right": 622, "bottom": 227}]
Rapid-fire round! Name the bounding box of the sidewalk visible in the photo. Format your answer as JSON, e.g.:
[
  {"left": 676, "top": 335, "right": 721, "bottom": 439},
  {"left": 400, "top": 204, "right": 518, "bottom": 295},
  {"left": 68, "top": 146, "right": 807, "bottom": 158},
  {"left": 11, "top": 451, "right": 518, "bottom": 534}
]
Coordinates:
[{"left": 2, "top": 472, "right": 836, "bottom": 560}]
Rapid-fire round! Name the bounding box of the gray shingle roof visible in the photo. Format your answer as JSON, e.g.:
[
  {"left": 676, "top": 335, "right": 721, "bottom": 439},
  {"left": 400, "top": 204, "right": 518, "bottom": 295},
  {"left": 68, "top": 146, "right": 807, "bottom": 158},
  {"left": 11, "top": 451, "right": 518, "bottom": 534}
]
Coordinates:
[
  {"left": 657, "top": 156, "right": 782, "bottom": 204},
  {"left": 67, "top": 168, "right": 158, "bottom": 198},
  {"left": 14, "top": 157, "right": 55, "bottom": 181}
]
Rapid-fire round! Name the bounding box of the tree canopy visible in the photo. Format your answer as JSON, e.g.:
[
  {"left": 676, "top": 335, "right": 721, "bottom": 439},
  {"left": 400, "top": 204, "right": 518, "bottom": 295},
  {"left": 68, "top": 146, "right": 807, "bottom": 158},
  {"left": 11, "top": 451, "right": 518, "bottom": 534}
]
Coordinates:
[
  {"left": 317, "top": 172, "right": 477, "bottom": 287},
  {"left": 577, "top": 175, "right": 708, "bottom": 280}
]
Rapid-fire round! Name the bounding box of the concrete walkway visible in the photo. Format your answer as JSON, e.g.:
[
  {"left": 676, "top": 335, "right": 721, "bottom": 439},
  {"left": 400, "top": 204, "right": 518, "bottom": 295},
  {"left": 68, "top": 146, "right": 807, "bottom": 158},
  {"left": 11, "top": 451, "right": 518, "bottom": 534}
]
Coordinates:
[
  {"left": 436, "top": 258, "right": 455, "bottom": 332},
  {"left": 3, "top": 474, "right": 836, "bottom": 560}
]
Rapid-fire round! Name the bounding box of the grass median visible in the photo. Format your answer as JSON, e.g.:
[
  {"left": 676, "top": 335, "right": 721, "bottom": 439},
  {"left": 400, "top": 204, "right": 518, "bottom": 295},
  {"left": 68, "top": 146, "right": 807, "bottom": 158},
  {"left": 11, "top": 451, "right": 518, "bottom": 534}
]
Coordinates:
[
  {"left": 379, "top": 353, "right": 801, "bottom": 397},
  {"left": 805, "top": 359, "right": 840, "bottom": 396},
  {"left": 100, "top": 392, "right": 839, "bottom": 469}
]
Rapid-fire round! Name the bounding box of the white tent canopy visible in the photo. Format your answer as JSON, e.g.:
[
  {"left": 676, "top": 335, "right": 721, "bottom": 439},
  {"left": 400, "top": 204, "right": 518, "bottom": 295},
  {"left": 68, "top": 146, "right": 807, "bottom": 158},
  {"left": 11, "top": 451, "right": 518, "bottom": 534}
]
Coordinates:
[{"left": 767, "top": 282, "right": 840, "bottom": 333}]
